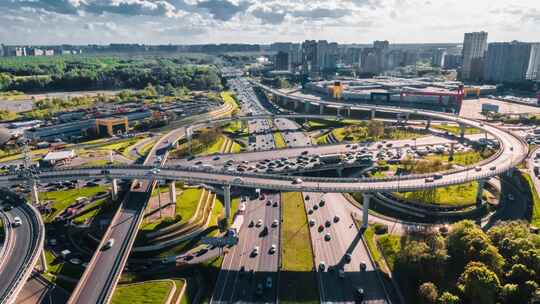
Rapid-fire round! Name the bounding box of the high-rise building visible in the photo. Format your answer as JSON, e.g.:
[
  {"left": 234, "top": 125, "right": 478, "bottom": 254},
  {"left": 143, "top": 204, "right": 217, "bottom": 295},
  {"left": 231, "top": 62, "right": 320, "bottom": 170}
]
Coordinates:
[
  {"left": 360, "top": 40, "right": 390, "bottom": 75},
  {"left": 444, "top": 54, "right": 462, "bottom": 69},
  {"left": 301, "top": 40, "right": 338, "bottom": 78},
  {"left": 432, "top": 49, "right": 447, "bottom": 67},
  {"left": 484, "top": 41, "right": 537, "bottom": 83},
  {"left": 461, "top": 31, "right": 488, "bottom": 81},
  {"left": 526, "top": 43, "right": 540, "bottom": 81},
  {"left": 274, "top": 51, "right": 290, "bottom": 71}
]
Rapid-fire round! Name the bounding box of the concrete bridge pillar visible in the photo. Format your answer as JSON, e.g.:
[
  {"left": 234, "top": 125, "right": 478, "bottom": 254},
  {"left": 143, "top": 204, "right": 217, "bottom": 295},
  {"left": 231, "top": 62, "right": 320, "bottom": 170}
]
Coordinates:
[
  {"left": 186, "top": 127, "right": 193, "bottom": 156},
  {"left": 304, "top": 102, "right": 310, "bottom": 113},
  {"left": 111, "top": 178, "right": 119, "bottom": 201},
  {"left": 30, "top": 181, "right": 39, "bottom": 205},
  {"left": 405, "top": 113, "right": 410, "bottom": 122},
  {"left": 319, "top": 104, "right": 324, "bottom": 115},
  {"left": 109, "top": 151, "right": 114, "bottom": 164},
  {"left": 449, "top": 143, "right": 455, "bottom": 161},
  {"left": 347, "top": 107, "right": 351, "bottom": 117},
  {"left": 224, "top": 184, "right": 231, "bottom": 220},
  {"left": 459, "top": 123, "right": 465, "bottom": 140},
  {"left": 336, "top": 167, "right": 343, "bottom": 177},
  {"left": 337, "top": 107, "right": 342, "bottom": 117},
  {"left": 169, "top": 182, "right": 177, "bottom": 204},
  {"left": 362, "top": 193, "right": 371, "bottom": 229},
  {"left": 294, "top": 100, "right": 299, "bottom": 110},
  {"left": 39, "top": 249, "right": 47, "bottom": 273},
  {"left": 426, "top": 117, "right": 432, "bottom": 129},
  {"left": 371, "top": 109, "right": 376, "bottom": 120},
  {"left": 476, "top": 179, "right": 486, "bottom": 209}
]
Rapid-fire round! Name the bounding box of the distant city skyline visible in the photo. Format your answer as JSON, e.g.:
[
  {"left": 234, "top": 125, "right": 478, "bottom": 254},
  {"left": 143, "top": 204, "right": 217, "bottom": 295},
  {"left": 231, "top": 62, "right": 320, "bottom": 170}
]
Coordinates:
[{"left": 0, "top": 0, "right": 539, "bottom": 45}]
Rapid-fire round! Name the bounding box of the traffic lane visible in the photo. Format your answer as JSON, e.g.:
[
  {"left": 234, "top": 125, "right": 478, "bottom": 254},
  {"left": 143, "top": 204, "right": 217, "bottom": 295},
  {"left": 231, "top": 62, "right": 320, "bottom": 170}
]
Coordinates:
[
  {"left": 0, "top": 206, "right": 33, "bottom": 296},
  {"left": 306, "top": 192, "right": 353, "bottom": 303},
  {"left": 325, "top": 193, "right": 389, "bottom": 303},
  {"left": 213, "top": 198, "right": 265, "bottom": 303},
  {"left": 71, "top": 193, "right": 144, "bottom": 303}
]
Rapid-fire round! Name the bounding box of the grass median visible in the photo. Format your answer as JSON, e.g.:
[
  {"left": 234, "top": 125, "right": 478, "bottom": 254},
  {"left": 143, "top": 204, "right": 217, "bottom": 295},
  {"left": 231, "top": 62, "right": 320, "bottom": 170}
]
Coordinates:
[
  {"left": 522, "top": 173, "right": 540, "bottom": 227},
  {"left": 40, "top": 185, "right": 106, "bottom": 223},
  {"left": 279, "top": 192, "right": 318, "bottom": 304},
  {"left": 111, "top": 280, "right": 174, "bottom": 304}
]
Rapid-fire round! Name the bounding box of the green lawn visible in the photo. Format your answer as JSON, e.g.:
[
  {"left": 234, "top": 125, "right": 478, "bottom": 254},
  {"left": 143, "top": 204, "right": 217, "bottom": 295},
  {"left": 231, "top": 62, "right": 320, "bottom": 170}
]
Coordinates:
[
  {"left": 198, "top": 136, "right": 225, "bottom": 156},
  {"left": 279, "top": 192, "right": 318, "bottom": 304},
  {"left": 523, "top": 173, "right": 540, "bottom": 227},
  {"left": 138, "top": 139, "right": 157, "bottom": 157},
  {"left": 111, "top": 280, "right": 174, "bottom": 304},
  {"left": 377, "top": 234, "right": 401, "bottom": 272},
  {"left": 175, "top": 187, "right": 204, "bottom": 223},
  {"left": 40, "top": 186, "right": 106, "bottom": 223},
  {"left": 363, "top": 226, "right": 384, "bottom": 269},
  {"left": 328, "top": 126, "right": 425, "bottom": 143},
  {"left": 273, "top": 131, "right": 288, "bottom": 149},
  {"left": 220, "top": 91, "right": 239, "bottom": 112},
  {"left": 394, "top": 182, "right": 478, "bottom": 206},
  {"left": 432, "top": 124, "right": 481, "bottom": 135},
  {"left": 425, "top": 150, "right": 491, "bottom": 166},
  {"left": 72, "top": 198, "right": 108, "bottom": 225}
]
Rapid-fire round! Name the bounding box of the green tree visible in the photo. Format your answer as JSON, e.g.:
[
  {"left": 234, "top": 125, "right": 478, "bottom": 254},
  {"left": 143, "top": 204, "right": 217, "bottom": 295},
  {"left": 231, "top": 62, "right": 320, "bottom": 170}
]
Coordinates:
[
  {"left": 506, "top": 264, "right": 535, "bottom": 285},
  {"left": 448, "top": 220, "right": 505, "bottom": 275},
  {"left": 418, "top": 282, "right": 439, "bottom": 304},
  {"left": 457, "top": 261, "right": 501, "bottom": 304},
  {"left": 501, "top": 283, "right": 520, "bottom": 304},
  {"left": 437, "top": 292, "right": 460, "bottom": 304},
  {"left": 367, "top": 120, "right": 384, "bottom": 139}
]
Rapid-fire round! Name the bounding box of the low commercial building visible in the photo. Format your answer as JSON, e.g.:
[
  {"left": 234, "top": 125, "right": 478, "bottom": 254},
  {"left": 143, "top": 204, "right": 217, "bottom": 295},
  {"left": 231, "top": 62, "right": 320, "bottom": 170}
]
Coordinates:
[
  {"left": 96, "top": 117, "right": 128, "bottom": 137},
  {"left": 41, "top": 150, "right": 76, "bottom": 167}
]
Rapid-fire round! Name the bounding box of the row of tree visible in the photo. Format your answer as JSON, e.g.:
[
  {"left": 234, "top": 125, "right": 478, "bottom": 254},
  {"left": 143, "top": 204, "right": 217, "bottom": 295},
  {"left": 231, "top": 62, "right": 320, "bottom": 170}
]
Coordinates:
[
  {"left": 394, "top": 220, "right": 540, "bottom": 304},
  {"left": 0, "top": 56, "right": 222, "bottom": 93}
]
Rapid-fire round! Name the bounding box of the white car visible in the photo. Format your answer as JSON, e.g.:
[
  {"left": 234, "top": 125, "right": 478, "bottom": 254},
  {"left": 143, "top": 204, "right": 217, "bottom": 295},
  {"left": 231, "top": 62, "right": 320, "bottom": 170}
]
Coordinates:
[
  {"left": 251, "top": 246, "right": 260, "bottom": 257},
  {"left": 319, "top": 261, "right": 326, "bottom": 271},
  {"left": 12, "top": 216, "right": 22, "bottom": 227},
  {"left": 271, "top": 220, "right": 279, "bottom": 228},
  {"left": 103, "top": 238, "right": 115, "bottom": 250},
  {"left": 256, "top": 219, "right": 263, "bottom": 227},
  {"left": 269, "top": 244, "right": 276, "bottom": 254}
]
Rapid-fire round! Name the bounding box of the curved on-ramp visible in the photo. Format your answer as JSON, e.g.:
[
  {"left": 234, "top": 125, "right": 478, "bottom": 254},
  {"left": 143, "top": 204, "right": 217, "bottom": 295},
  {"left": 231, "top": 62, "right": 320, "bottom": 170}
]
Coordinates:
[{"left": 0, "top": 189, "right": 45, "bottom": 304}]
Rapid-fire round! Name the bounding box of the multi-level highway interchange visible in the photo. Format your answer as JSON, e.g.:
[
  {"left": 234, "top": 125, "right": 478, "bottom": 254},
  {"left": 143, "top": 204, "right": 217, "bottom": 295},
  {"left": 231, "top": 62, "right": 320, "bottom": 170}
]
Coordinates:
[{"left": 0, "top": 75, "right": 536, "bottom": 304}]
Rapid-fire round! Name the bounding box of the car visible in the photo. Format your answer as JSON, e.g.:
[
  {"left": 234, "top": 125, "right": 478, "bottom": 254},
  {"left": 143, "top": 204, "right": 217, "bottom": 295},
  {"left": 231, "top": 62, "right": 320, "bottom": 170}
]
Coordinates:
[
  {"left": 213, "top": 156, "right": 220, "bottom": 161},
  {"left": 103, "top": 238, "right": 115, "bottom": 250},
  {"left": 318, "top": 225, "right": 324, "bottom": 232},
  {"left": 434, "top": 174, "right": 443, "bottom": 180},
  {"left": 309, "top": 219, "right": 315, "bottom": 227},
  {"left": 292, "top": 178, "right": 303, "bottom": 184},
  {"left": 251, "top": 246, "right": 260, "bottom": 257},
  {"left": 184, "top": 254, "right": 194, "bottom": 261},
  {"left": 425, "top": 177, "right": 434, "bottom": 183},
  {"left": 308, "top": 208, "right": 313, "bottom": 214},
  {"left": 313, "top": 205, "right": 319, "bottom": 210},
  {"left": 239, "top": 265, "right": 246, "bottom": 275},
  {"left": 272, "top": 201, "right": 278, "bottom": 207},
  {"left": 344, "top": 253, "right": 352, "bottom": 263},
  {"left": 333, "top": 216, "right": 340, "bottom": 223},
  {"left": 266, "top": 277, "right": 273, "bottom": 288},
  {"left": 319, "top": 200, "right": 325, "bottom": 207},
  {"left": 360, "top": 261, "right": 367, "bottom": 271},
  {"left": 355, "top": 288, "right": 365, "bottom": 302},
  {"left": 255, "top": 283, "right": 263, "bottom": 296},
  {"left": 266, "top": 200, "right": 271, "bottom": 206},
  {"left": 490, "top": 166, "right": 497, "bottom": 171},
  {"left": 3, "top": 205, "right": 12, "bottom": 211},
  {"left": 475, "top": 166, "right": 482, "bottom": 172},
  {"left": 304, "top": 195, "right": 310, "bottom": 201},
  {"left": 70, "top": 258, "right": 81, "bottom": 265},
  {"left": 269, "top": 244, "right": 277, "bottom": 254},
  {"left": 324, "top": 233, "right": 332, "bottom": 241},
  {"left": 319, "top": 261, "right": 326, "bottom": 271},
  {"left": 325, "top": 220, "right": 331, "bottom": 227},
  {"left": 256, "top": 219, "right": 263, "bottom": 227},
  {"left": 12, "top": 216, "right": 22, "bottom": 227},
  {"left": 508, "top": 194, "right": 515, "bottom": 201},
  {"left": 271, "top": 220, "right": 279, "bottom": 228},
  {"left": 260, "top": 226, "right": 269, "bottom": 237},
  {"left": 338, "top": 268, "right": 345, "bottom": 279}
]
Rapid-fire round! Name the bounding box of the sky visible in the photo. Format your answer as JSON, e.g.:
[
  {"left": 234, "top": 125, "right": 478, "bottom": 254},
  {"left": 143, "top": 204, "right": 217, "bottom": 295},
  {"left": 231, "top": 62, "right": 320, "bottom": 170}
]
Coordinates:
[{"left": 0, "top": 0, "right": 539, "bottom": 45}]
